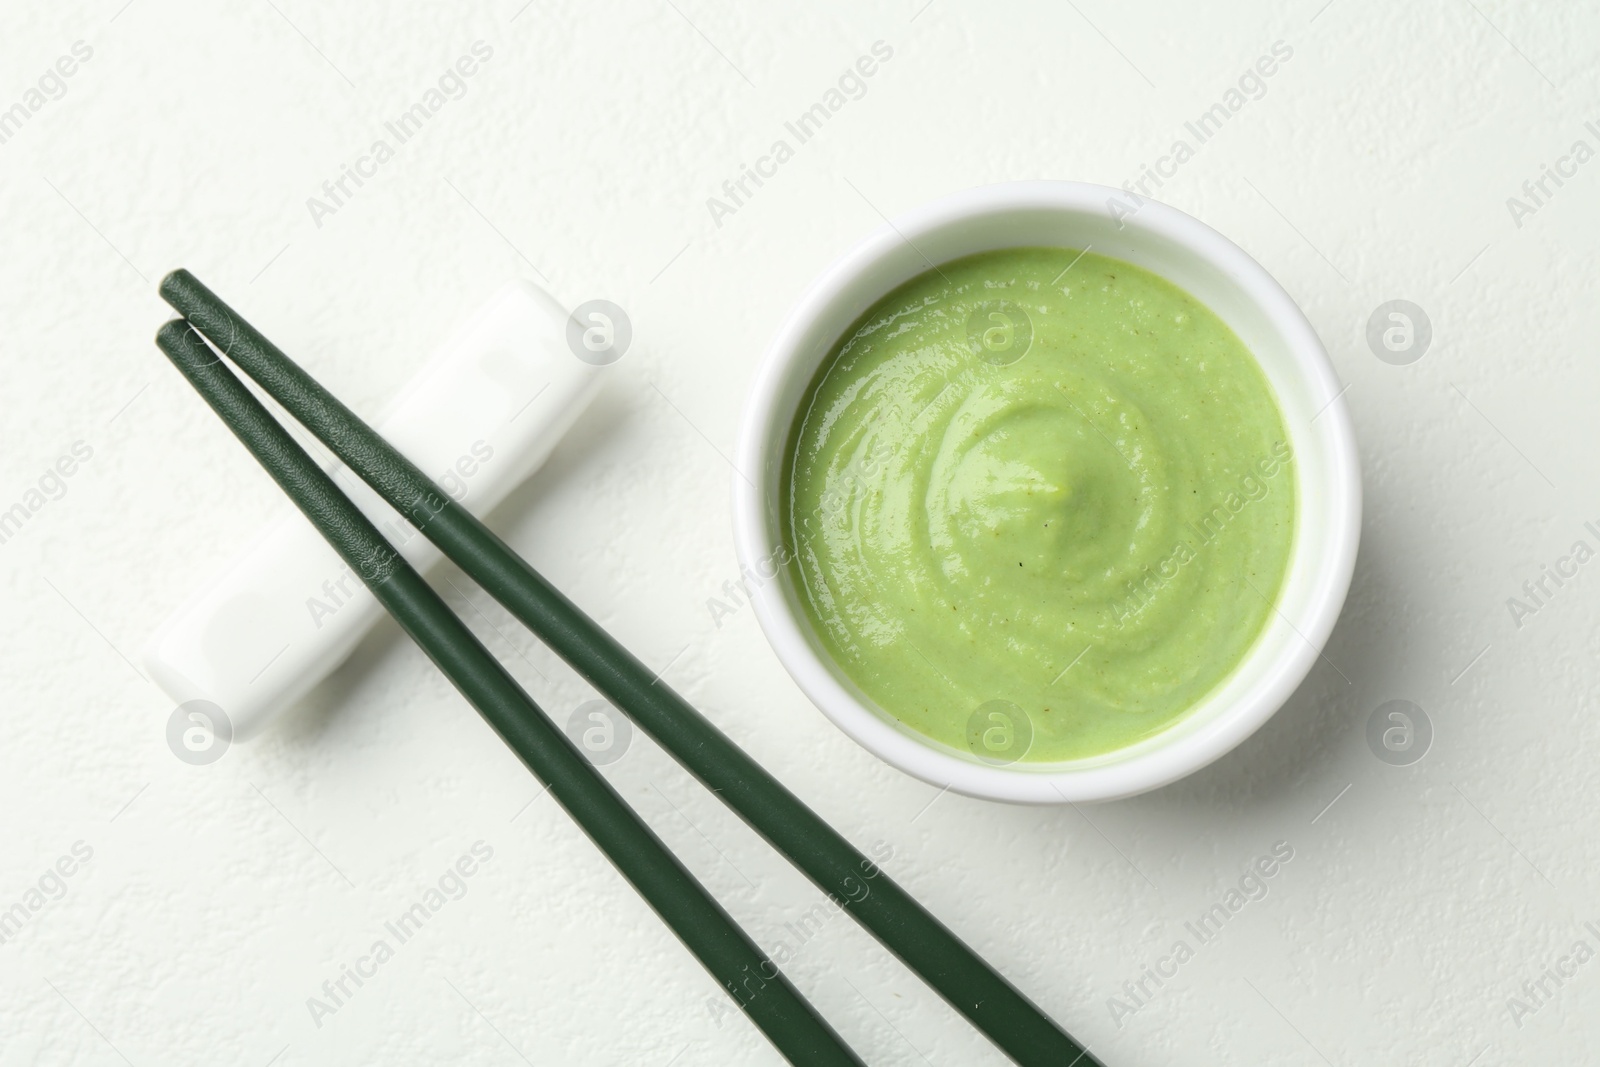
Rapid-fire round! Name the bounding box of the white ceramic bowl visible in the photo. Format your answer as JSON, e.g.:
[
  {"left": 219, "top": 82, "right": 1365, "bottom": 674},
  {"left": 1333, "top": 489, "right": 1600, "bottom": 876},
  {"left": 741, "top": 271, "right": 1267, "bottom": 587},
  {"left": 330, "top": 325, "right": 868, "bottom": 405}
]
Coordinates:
[{"left": 733, "top": 181, "right": 1360, "bottom": 803}]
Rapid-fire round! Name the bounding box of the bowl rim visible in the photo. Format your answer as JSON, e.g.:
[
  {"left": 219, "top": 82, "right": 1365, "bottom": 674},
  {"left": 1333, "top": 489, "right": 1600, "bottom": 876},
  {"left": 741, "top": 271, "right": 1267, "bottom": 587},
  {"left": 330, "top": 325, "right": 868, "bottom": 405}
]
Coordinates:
[{"left": 732, "top": 179, "right": 1361, "bottom": 803}]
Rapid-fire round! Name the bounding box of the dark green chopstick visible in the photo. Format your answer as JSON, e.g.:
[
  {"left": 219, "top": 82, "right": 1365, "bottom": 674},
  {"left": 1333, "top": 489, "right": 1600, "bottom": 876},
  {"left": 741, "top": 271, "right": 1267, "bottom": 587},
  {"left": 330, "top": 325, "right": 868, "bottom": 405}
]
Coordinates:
[
  {"left": 160, "top": 270, "right": 1099, "bottom": 1067},
  {"left": 153, "top": 321, "right": 864, "bottom": 1067}
]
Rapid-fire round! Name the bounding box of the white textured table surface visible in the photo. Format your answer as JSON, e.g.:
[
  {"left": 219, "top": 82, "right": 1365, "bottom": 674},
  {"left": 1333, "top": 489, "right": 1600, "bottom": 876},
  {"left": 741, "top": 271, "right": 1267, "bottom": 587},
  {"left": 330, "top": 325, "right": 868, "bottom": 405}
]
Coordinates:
[{"left": 3, "top": 1, "right": 1598, "bottom": 1064}]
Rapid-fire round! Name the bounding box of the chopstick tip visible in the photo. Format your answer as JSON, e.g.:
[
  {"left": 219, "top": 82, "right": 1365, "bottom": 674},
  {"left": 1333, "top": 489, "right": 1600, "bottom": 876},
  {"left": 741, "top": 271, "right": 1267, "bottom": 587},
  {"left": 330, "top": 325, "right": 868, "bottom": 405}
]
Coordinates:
[
  {"left": 155, "top": 317, "right": 190, "bottom": 347},
  {"left": 158, "top": 267, "right": 195, "bottom": 302},
  {"left": 154, "top": 319, "right": 214, "bottom": 371}
]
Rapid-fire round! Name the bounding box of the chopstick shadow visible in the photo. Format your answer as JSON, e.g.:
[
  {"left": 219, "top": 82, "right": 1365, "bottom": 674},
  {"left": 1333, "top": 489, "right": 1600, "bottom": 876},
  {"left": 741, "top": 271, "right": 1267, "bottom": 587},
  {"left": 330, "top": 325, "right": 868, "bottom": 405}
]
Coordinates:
[{"left": 274, "top": 382, "right": 636, "bottom": 745}]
